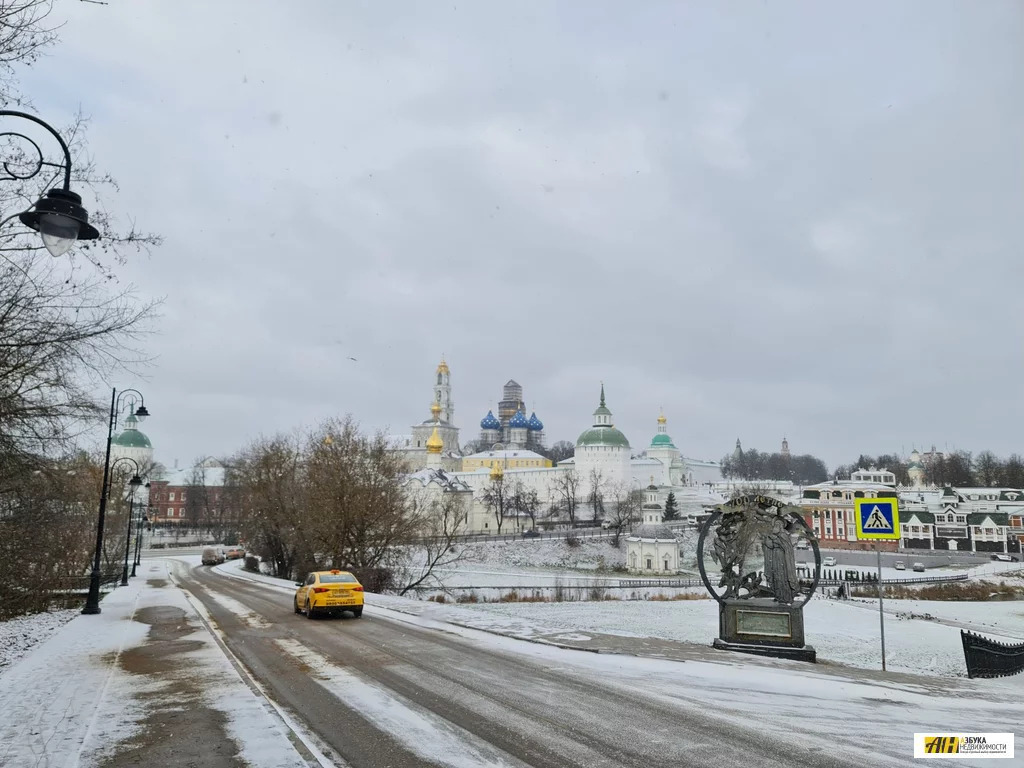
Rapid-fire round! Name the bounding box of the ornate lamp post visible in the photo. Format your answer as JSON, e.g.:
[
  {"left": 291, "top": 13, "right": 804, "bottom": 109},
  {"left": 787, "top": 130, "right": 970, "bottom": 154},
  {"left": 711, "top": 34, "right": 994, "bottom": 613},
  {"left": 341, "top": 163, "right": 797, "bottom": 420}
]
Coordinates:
[
  {"left": 132, "top": 482, "right": 151, "bottom": 576},
  {"left": 83, "top": 389, "right": 151, "bottom": 615},
  {"left": 116, "top": 458, "right": 144, "bottom": 586},
  {"left": 0, "top": 110, "right": 101, "bottom": 256}
]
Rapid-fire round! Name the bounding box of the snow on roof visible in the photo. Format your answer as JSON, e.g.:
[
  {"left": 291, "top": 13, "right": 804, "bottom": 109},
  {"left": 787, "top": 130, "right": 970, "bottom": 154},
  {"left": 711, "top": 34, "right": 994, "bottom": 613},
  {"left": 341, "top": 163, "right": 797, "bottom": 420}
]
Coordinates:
[
  {"left": 155, "top": 466, "right": 226, "bottom": 487},
  {"left": 464, "top": 449, "right": 547, "bottom": 461}
]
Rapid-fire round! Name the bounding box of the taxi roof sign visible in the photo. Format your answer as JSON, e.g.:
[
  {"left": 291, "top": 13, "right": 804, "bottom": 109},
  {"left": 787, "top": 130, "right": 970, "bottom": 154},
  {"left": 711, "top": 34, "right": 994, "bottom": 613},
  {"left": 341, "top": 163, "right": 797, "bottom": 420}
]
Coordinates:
[{"left": 855, "top": 498, "right": 900, "bottom": 540}]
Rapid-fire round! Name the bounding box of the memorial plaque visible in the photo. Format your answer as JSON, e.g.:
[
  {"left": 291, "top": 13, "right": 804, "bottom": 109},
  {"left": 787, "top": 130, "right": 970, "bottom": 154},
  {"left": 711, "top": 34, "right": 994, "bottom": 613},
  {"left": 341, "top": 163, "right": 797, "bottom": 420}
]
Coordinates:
[{"left": 737, "top": 609, "right": 792, "bottom": 638}]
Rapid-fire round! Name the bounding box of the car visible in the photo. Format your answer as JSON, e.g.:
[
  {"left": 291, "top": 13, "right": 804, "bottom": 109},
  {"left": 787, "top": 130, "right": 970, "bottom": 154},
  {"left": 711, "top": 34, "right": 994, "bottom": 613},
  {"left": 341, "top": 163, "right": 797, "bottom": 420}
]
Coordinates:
[
  {"left": 201, "top": 546, "right": 225, "bottom": 566},
  {"left": 795, "top": 539, "right": 810, "bottom": 550},
  {"left": 294, "top": 569, "right": 364, "bottom": 619},
  {"left": 894, "top": 561, "right": 906, "bottom": 570},
  {"left": 991, "top": 553, "right": 1013, "bottom": 562},
  {"left": 600, "top": 520, "right": 613, "bottom": 530},
  {"left": 912, "top": 562, "right": 926, "bottom": 572},
  {"left": 224, "top": 547, "right": 245, "bottom": 560},
  {"left": 522, "top": 530, "right": 540, "bottom": 538},
  {"left": 822, "top": 556, "right": 837, "bottom": 567}
]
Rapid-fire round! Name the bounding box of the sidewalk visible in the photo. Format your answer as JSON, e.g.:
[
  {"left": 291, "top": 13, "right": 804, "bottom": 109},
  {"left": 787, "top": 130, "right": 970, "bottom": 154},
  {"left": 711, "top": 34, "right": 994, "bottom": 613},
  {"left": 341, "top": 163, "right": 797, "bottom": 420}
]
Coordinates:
[{"left": 0, "top": 560, "right": 309, "bottom": 768}]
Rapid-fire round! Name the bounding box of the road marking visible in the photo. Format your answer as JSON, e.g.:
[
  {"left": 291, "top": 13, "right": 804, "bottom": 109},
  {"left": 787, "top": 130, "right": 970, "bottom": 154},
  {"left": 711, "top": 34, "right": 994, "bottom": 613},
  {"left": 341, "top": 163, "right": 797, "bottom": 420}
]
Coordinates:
[{"left": 275, "top": 638, "right": 527, "bottom": 768}]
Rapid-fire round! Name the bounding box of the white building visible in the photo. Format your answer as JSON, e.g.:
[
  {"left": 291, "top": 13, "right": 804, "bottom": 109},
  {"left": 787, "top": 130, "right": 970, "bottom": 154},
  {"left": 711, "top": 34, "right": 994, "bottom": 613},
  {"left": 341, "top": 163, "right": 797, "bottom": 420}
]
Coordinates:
[
  {"left": 110, "top": 410, "right": 154, "bottom": 467},
  {"left": 626, "top": 489, "right": 680, "bottom": 573}
]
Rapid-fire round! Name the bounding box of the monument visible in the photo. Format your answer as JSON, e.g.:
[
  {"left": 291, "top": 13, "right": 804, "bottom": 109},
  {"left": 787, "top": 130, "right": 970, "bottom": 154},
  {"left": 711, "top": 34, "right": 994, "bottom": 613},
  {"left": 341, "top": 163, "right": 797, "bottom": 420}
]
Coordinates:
[{"left": 696, "top": 494, "right": 821, "bottom": 662}]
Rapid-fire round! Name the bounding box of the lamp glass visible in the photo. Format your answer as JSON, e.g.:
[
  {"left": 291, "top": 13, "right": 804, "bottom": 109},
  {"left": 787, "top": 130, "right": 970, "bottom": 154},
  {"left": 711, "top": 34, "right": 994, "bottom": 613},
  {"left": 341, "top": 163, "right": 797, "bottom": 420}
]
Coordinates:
[{"left": 41, "top": 231, "right": 76, "bottom": 258}]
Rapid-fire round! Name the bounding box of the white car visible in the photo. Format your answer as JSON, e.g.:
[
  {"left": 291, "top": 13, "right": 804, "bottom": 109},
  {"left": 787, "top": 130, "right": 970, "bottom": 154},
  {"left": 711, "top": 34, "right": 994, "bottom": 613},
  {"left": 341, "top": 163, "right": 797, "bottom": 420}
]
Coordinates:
[
  {"left": 822, "top": 556, "right": 837, "bottom": 567},
  {"left": 894, "top": 561, "right": 906, "bottom": 571}
]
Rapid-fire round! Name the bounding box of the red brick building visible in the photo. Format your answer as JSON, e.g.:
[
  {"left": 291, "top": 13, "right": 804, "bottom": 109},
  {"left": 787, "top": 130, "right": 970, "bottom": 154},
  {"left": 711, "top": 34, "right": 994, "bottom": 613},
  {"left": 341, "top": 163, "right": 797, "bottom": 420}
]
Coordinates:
[
  {"left": 148, "top": 461, "right": 226, "bottom": 525},
  {"left": 798, "top": 469, "right": 900, "bottom": 552}
]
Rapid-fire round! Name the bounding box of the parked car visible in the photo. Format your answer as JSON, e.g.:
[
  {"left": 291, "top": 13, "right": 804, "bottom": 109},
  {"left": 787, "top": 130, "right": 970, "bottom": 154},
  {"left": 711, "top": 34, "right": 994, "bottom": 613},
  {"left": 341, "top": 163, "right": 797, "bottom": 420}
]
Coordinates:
[
  {"left": 201, "top": 546, "right": 225, "bottom": 566},
  {"left": 991, "top": 553, "right": 1013, "bottom": 562},
  {"left": 894, "top": 561, "right": 906, "bottom": 571},
  {"left": 912, "top": 562, "right": 926, "bottom": 572},
  {"left": 795, "top": 539, "right": 810, "bottom": 550},
  {"left": 522, "top": 530, "right": 540, "bottom": 539},
  {"left": 294, "top": 569, "right": 364, "bottom": 619},
  {"left": 822, "top": 556, "right": 837, "bottom": 567},
  {"left": 224, "top": 547, "right": 245, "bottom": 560},
  {"left": 600, "top": 520, "right": 613, "bottom": 530}
]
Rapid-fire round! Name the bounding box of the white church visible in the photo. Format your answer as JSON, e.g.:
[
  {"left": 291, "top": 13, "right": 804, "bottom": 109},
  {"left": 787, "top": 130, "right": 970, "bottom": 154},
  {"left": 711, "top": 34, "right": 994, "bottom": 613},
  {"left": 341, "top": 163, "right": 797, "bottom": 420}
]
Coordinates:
[{"left": 393, "top": 360, "right": 724, "bottom": 537}]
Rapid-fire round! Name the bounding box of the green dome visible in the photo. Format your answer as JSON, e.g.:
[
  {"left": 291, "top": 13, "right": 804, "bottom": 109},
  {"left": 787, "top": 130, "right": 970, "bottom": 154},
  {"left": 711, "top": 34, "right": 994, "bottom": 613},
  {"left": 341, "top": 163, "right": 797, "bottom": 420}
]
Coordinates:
[
  {"left": 113, "top": 428, "right": 152, "bottom": 449},
  {"left": 650, "top": 434, "right": 676, "bottom": 448},
  {"left": 577, "top": 426, "right": 630, "bottom": 448}
]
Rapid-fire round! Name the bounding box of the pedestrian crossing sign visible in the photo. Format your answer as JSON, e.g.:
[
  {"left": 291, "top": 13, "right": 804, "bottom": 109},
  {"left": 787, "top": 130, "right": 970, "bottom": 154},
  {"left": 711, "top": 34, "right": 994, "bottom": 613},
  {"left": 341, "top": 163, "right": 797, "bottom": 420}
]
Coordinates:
[{"left": 855, "top": 498, "right": 900, "bottom": 540}]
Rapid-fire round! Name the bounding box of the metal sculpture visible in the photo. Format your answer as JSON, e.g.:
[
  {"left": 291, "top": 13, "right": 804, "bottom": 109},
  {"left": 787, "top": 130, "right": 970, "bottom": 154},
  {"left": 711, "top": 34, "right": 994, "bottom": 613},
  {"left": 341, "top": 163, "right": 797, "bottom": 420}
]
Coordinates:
[{"left": 697, "top": 494, "right": 820, "bottom": 662}]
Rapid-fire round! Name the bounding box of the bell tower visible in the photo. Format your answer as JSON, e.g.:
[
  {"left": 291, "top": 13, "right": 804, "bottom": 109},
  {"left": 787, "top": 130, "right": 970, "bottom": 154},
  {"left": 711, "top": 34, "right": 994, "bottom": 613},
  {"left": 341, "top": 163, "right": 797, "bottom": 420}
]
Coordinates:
[{"left": 434, "top": 356, "right": 454, "bottom": 425}]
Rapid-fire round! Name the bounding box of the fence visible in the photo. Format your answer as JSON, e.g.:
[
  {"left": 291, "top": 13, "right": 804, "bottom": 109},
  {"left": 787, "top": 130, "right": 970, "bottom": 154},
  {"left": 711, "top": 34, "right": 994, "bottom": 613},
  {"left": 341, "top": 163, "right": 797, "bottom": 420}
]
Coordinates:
[{"left": 961, "top": 630, "right": 1024, "bottom": 679}]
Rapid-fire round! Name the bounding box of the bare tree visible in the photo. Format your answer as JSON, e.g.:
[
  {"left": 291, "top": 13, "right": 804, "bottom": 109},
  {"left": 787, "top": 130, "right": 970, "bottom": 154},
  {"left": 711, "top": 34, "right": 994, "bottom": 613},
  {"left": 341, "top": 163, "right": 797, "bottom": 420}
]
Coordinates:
[
  {"left": 0, "top": 2, "right": 160, "bottom": 503},
  {"left": 587, "top": 468, "right": 606, "bottom": 523},
  {"left": 397, "top": 488, "right": 467, "bottom": 595},
  {"left": 481, "top": 469, "right": 513, "bottom": 534},
  {"left": 0, "top": 450, "right": 104, "bottom": 617},
  {"left": 510, "top": 480, "right": 541, "bottom": 531},
  {"left": 549, "top": 469, "right": 580, "bottom": 527},
  {"left": 228, "top": 433, "right": 307, "bottom": 579},
  {"left": 606, "top": 484, "right": 642, "bottom": 547}
]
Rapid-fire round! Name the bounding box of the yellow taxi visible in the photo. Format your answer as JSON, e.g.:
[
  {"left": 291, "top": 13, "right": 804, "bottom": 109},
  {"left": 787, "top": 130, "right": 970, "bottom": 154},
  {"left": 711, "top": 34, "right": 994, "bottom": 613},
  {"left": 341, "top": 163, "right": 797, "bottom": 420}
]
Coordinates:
[{"left": 294, "top": 569, "right": 364, "bottom": 619}]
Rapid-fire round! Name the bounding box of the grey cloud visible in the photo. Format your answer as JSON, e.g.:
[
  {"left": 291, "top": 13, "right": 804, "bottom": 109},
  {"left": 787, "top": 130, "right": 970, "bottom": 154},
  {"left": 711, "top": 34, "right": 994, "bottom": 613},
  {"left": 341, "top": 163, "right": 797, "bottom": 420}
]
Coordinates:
[{"left": 17, "top": 0, "right": 1024, "bottom": 468}]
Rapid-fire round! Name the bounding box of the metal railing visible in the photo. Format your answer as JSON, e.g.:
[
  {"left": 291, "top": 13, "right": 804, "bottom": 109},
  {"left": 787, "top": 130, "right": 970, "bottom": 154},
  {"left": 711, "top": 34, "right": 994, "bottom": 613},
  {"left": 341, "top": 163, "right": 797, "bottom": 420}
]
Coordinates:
[{"left": 961, "top": 630, "right": 1024, "bottom": 679}]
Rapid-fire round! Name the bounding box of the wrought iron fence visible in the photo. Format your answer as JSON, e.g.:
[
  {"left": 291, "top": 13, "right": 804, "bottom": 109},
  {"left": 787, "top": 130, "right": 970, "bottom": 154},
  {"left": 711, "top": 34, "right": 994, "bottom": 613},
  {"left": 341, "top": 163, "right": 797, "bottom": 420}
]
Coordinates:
[{"left": 961, "top": 630, "right": 1024, "bottom": 679}]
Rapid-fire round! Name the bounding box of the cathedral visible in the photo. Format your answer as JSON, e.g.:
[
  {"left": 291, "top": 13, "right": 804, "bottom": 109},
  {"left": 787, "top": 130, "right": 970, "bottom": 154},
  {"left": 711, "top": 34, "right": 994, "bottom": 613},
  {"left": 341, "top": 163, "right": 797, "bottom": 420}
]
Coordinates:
[{"left": 477, "top": 379, "right": 546, "bottom": 451}]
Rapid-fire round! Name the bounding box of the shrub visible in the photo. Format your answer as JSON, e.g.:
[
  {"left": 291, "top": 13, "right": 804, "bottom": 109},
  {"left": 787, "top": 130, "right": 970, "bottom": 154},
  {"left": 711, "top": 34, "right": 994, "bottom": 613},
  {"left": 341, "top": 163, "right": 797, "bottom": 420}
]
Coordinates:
[
  {"left": 456, "top": 592, "right": 479, "bottom": 604},
  {"left": 243, "top": 555, "right": 260, "bottom": 573},
  {"left": 646, "top": 592, "right": 708, "bottom": 601},
  {"left": 851, "top": 581, "right": 1023, "bottom": 601},
  {"left": 427, "top": 594, "right": 447, "bottom": 603}
]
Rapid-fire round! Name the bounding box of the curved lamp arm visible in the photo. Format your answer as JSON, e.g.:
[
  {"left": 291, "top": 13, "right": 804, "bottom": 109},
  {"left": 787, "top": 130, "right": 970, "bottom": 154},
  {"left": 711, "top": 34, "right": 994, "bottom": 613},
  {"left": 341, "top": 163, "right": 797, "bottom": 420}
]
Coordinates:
[{"left": 0, "top": 109, "right": 72, "bottom": 190}]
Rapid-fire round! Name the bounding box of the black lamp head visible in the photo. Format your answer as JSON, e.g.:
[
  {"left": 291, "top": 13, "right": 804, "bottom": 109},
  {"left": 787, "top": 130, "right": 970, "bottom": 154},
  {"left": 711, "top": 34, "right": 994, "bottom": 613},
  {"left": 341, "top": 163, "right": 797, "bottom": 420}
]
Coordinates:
[{"left": 19, "top": 188, "right": 100, "bottom": 257}]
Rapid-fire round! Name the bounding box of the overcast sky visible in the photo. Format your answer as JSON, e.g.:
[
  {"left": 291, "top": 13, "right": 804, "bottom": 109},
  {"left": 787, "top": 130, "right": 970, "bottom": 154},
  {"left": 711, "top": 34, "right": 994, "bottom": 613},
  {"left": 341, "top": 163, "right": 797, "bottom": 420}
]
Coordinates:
[{"left": 20, "top": 1, "right": 1024, "bottom": 469}]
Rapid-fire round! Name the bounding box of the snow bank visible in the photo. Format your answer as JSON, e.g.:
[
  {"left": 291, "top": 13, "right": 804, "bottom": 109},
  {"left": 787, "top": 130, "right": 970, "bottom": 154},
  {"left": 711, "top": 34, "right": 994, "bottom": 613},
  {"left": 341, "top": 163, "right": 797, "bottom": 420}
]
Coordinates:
[{"left": 0, "top": 608, "right": 78, "bottom": 670}]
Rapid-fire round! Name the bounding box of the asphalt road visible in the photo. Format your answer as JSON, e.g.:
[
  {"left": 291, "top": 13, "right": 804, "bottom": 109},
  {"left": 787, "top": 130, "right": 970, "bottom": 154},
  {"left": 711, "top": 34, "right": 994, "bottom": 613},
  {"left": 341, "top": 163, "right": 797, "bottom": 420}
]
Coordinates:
[
  {"left": 169, "top": 561, "right": 906, "bottom": 768},
  {"left": 795, "top": 549, "right": 993, "bottom": 570}
]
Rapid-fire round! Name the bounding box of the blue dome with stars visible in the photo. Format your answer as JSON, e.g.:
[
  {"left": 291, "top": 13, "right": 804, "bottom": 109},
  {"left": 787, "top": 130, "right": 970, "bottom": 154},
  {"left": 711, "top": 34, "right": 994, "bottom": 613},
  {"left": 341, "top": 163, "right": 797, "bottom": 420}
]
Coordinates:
[
  {"left": 509, "top": 409, "right": 529, "bottom": 428},
  {"left": 480, "top": 410, "right": 501, "bottom": 430},
  {"left": 528, "top": 412, "right": 544, "bottom": 431}
]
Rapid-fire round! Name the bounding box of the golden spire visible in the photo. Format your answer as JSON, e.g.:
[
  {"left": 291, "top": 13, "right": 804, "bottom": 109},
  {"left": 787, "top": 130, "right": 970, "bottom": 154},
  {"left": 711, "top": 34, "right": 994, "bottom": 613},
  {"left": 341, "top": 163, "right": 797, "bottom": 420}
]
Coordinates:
[
  {"left": 426, "top": 425, "right": 444, "bottom": 454},
  {"left": 430, "top": 399, "right": 442, "bottom": 420},
  {"left": 657, "top": 408, "right": 667, "bottom": 425},
  {"left": 436, "top": 355, "right": 449, "bottom": 374},
  {"left": 489, "top": 462, "right": 504, "bottom": 479}
]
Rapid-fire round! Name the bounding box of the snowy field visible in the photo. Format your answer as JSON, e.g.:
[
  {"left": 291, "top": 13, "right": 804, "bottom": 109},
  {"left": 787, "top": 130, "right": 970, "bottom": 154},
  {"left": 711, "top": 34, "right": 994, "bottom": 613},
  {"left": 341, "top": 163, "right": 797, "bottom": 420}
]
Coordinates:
[{"left": 383, "top": 593, "right": 1023, "bottom": 678}]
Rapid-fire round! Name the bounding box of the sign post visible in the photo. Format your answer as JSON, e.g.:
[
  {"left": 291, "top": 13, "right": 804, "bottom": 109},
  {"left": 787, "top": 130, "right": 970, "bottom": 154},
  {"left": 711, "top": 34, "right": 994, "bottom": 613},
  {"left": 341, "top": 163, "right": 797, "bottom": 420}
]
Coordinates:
[{"left": 855, "top": 498, "right": 901, "bottom": 672}]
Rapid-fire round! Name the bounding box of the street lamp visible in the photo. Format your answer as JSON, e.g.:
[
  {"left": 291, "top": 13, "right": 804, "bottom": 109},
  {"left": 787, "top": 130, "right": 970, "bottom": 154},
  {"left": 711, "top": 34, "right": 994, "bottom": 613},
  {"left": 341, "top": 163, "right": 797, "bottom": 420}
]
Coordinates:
[
  {"left": 83, "top": 388, "right": 151, "bottom": 615},
  {"left": 0, "top": 110, "right": 101, "bottom": 257},
  {"left": 116, "top": 459, "right": 144, "bottom": 586},
  {"left": 132, "top": 482, "right": 152, "bottom": 576}
]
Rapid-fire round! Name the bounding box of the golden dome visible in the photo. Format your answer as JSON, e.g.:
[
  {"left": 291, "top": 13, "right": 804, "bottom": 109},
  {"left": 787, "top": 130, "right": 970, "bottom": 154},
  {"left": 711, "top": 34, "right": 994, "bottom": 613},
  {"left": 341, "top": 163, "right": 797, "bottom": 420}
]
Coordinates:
[
  {"left": 426, "top": 425, "right": 444, "bottom": 454},
  {"left": 489, "top": 462, "right": 504, "bottom": 479},
  {"left": 430, "top": 400, "right": 442, "bottom": 419},
  {"left": 657, "top": 409, "right": 667, "bottom": 425},
  {"left": 436, "top": 355, "right": 449, "bottom": 374}
]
